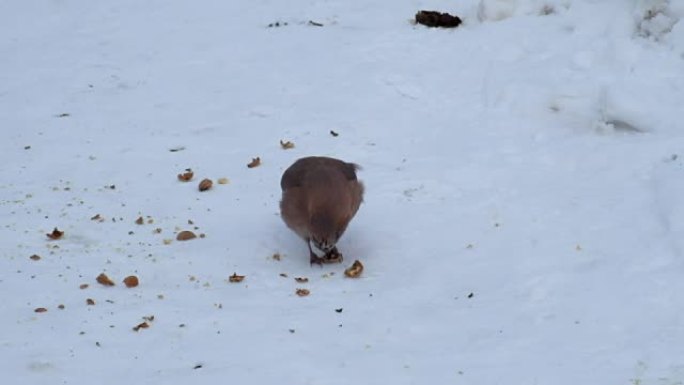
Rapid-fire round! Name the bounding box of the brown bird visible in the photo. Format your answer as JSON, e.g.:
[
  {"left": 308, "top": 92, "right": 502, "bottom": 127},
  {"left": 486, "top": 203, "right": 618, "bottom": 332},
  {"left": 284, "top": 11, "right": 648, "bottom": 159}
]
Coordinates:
[{"left": 280, "top": 156, "right": 364, "bottom": 265}]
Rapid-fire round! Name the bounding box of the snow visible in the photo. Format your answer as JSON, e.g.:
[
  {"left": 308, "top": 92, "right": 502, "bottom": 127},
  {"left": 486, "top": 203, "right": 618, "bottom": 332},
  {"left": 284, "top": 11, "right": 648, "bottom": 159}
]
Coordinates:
[{"left": 1, "top": 0, "right": 684, "bottom": 384}]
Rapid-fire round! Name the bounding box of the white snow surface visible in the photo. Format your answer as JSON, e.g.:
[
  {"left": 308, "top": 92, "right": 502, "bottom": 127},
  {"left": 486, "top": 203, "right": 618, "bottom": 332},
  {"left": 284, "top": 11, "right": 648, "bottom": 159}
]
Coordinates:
[{"left": 2, "top": 0, "right": 684, "bottom": 384}]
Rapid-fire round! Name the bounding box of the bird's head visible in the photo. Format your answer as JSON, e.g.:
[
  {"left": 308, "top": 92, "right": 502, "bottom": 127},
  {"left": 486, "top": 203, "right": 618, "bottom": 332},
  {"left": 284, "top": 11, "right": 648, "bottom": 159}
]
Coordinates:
[{"left": 309, "top": 213, "right": 346, "bottom": 252}]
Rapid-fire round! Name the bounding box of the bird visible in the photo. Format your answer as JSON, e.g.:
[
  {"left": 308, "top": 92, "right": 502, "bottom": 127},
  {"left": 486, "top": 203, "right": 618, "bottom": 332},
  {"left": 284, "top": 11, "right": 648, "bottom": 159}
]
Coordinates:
[{"left": 280, "top": 156, "right": 364, "bottom": 265}]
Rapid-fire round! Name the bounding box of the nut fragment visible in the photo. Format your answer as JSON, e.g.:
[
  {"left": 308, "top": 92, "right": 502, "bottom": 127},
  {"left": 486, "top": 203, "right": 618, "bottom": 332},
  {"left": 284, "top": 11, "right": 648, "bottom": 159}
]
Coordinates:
[
  {"left": 30, "top": 254, "right": 41, "bottom": 261},
  {"left": 294, "top": 277, "right": 309, "bottom": 283},
  {"left": 217, "top": 177, "right": 229, "bottom": 185},
  {"left": 132, "top": 322, "right": 149, "bottom": 332},
  {"left": 34, "top": 307, "right": 48, "bottom": 313},
  {"left": 176, "top": 231, "right": 197, "bottom": 241},
  {"left": 296, "top": 288, "right": 310, "bottom": 297},
  {"left": 228, "top": 273, "right": 245, "bottom": 283},
  {"left": 344, "top": 260, "right": 364, "bottom": 278},
  {"left": 178, "top": 169, "right": 194, "bottom": 182},
  {"left": 96, "top": 273, "right": 115, "bottom": 286},
  {"left": 247, "top": 157, "right": 261, "bottom": 168},
  {"left": 123, "top": 276, "right": 139, "bottom": 288},
  {"left": 280, "top": 140, "right": 295, "bottom": 149},
  {"left": 198, "top": 178, "right": 213, "bottom": 191},
  {"left": 47, "top": 228, "right": 64, "bottom": 240}
]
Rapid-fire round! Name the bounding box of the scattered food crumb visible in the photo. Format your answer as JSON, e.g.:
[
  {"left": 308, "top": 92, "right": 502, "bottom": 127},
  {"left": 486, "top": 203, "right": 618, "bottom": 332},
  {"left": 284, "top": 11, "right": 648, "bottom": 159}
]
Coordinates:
[
  {"left": 272, "top": 253, "right": 281, "bottom": 261},
  {"left": 294, "top": 277, "right": 309, "bottom": 283},
  {"left": 308, "top": 20, "right": 324, "bottom": 27},
  {"left": 467, "top": 292, "right": 474, "bottom": 299},
  {"left": 176, "top": 231, "right": 197, "bottom": 241},
  {"left": 132, "top": 322, "right": 149, "bottom": 332},
  {"left": 34, "top": 307, "right": 48, "bottom": 313},
  {"left": 228, "top": 273, "right": 245, "bottom": 283},
  {"left": 335, "top": 308, "right": 343, "bottom": 313},
  {"left": 344, "top": 260, "right": 364, "bottom": 278},
  {"left": 279, "top": 273, "right": 288, "bottom": 278},
  {"left": 47, "top": 228, "right": 64, "bottom": 240},
  {"left": 330, "top": 130, "right": 339, "bottom": 137},
  {"left": 415, "top": 10, "right": 462, "bottom": 28},
  {"left": 280, "top": 140, "right": 295, "bottom": 149},
  {"left": 96, "top": 273, "right": 115, "bottom": 286},
  {"left": 29, "top": 254, "right": 41, "bottom": 261},
  {"left": 193, "top": 364, "right": 203, "bottom": 370},
  {"left": 247, "top": 157, "right": 261, "bottom": 168},
  {"left": 86, "top": 298, "right": 96, "bottom": 305},
  {"left": 178, "top": 169, "right": 194, "bottom": 182},
  {"left": 217, "top": 177, "right": 229, "bottom": 184},
  {"left": 296, "top": 288, "right": 310, "bottom": 297},
  {"left": 135, "top": 216, "right": 144, "bottom": 225},
  {"left": 198, "top": 178, "right": 213, "bottom": 191},
  {"left": 123, "top": 276, "right": 139, "bottom": 288},
  {"left": 79, "top": 284, "right": 89, "bottom": 290},
  {"left": 58, "top": 304, "right": 65, "bottom": 310},
  {"left": 163, "top": 239, "right": 173, "bottom": 245}
]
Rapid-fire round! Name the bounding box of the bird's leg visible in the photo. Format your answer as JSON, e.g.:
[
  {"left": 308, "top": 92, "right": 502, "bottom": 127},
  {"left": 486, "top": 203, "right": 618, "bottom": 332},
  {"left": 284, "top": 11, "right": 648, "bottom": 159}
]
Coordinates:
[
  {"left": 308, "top": 239, "right": 324, "bottom": 266},
  {"left": 323, "top": 246, "right": 343, "bottom": 263}
]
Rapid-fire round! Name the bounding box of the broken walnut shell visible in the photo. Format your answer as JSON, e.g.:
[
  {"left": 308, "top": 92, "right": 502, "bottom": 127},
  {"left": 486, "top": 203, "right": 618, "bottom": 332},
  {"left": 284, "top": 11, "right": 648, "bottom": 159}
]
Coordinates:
[
  {"left": 47, "top": 228, "right": 64, "bottom": 240},
  {"left": 178, "top": 170, "right": 194, "bottom": 182},
  {"left": 344, "top": 260, "right": 364, "bottom": 278},
  {"left": 96, "top": 273, "right": 115, "bottom": 286},
  {"left": 176, "top": 231, "right": 197, "bottom": 241},
  {"left": 123, "top": 276, "right": 139, "bottom": 288},
  {"left": 228, "top": 273, "right": 245, "bottom": 283},
  {"left": 198, "top": 178, "right": 213, "bottom": 191}
]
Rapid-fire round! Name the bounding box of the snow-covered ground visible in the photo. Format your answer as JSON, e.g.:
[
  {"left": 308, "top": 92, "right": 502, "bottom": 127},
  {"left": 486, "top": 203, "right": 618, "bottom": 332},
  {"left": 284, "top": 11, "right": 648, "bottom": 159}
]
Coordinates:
[{"left": 2, "top": 0, "right": 684, "bottom": 384}]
